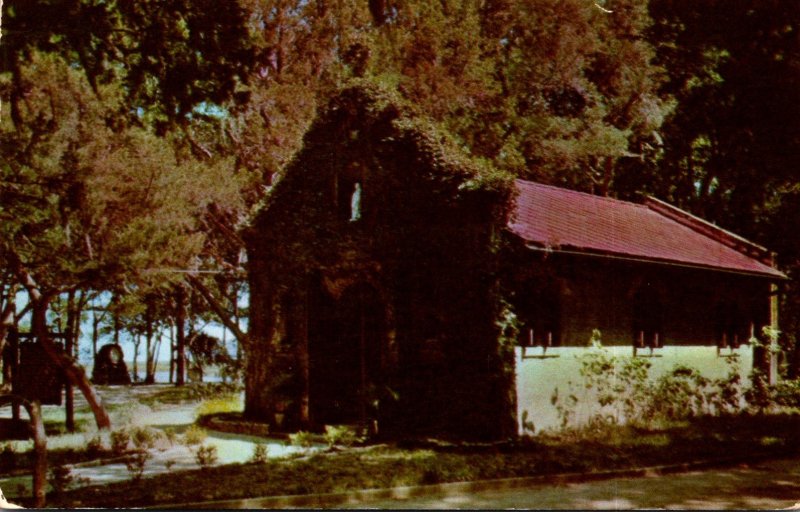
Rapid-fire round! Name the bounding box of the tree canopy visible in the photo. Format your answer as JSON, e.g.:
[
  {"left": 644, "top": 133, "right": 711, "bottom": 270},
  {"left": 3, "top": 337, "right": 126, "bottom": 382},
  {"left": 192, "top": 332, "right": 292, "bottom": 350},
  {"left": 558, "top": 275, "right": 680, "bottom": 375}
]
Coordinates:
[{"left": 5, "top": 0, "right": 800, "bottom": 419}]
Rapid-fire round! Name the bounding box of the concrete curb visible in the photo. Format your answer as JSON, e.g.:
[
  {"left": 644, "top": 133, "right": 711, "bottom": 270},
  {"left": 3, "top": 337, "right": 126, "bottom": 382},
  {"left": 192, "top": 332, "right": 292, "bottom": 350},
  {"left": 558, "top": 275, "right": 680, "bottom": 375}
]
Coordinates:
[{"left": 155, "top": 452, "right": 779, "bottom": 509}]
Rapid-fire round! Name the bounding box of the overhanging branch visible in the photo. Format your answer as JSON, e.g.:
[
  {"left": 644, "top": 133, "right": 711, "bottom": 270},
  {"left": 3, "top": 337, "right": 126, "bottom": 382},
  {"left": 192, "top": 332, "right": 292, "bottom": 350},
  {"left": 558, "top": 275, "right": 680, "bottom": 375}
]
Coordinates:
[{"left": 185, "top": 273, "right": 249, "bottom": 346}]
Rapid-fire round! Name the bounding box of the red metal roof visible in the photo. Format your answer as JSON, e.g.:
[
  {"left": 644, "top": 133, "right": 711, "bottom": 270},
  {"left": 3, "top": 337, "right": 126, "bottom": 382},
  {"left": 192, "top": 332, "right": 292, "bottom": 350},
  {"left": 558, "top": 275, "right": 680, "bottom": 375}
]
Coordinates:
[{"left": 509, "top": 180, "right": 785, "bottom": 279}]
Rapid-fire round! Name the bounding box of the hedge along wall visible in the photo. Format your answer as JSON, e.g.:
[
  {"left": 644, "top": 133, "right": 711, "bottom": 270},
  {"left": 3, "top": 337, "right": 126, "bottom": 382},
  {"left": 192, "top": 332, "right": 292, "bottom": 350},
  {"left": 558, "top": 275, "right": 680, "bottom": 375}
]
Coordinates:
[{"left": 245, "top": 81, "right": 518, "bottom": 441}]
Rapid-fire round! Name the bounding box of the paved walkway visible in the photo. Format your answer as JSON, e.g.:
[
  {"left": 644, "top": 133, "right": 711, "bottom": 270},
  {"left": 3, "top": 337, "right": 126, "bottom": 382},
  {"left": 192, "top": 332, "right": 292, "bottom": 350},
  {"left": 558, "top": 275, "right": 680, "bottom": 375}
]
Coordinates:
[
  {"left": 0, "top": 385, "right": 310, "bottom": 499},
  {"left": 339, "top": 457, "right": 800, "bottom": 510}
]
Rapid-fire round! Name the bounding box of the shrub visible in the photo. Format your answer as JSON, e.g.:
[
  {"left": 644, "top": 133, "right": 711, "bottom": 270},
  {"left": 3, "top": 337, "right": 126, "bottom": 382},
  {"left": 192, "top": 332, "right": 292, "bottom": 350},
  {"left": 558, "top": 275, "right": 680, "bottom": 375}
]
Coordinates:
[
  {"left": 183, "top": 425, "right": 207, "bottom": 446},
  {"left": 194, "top": 444, "right": 218, "bottom": 469},
  {"left": 323, "top": 425, "right": 365, "bottom": 448},
  {"left": 288, "top": 431, "right": 315, "bottom": 451},
  {"left": 250, "top": 443, "right": 269, "bottom": 464},
  {"left": 646, "top": 365, "right": 710, "bottom": 421},
  {"left": 196, "top": 395, "right": 243, "bottom": 418},
  {"left": 130, "top": 427, "right": 158, "bottom": 450},
  {"left": 770, "top": 380, "right": 800, "bottom": 408},
  {"left": 125, "top": 449, "right": 152, "bottom": 482},
  {"left": 49, "top": 463, "right": 74, "bottom": 494},
  {"left": 85, "top": 434, "right": 107, "bottom": 458},
  {"left": 110, "top": 430, "right": 131, "bottom": 456}
]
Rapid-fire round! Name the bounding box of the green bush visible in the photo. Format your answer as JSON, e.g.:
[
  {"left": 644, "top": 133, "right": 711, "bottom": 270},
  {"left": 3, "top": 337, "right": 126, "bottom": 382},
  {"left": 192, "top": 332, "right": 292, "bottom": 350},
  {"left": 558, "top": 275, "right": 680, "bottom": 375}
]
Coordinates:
[
  {"left": 551, "top": 342, "right": 748, "bottom": 436},
  {"left": 288, "top": 431, "right": 315, "bottom": 451},
  {"left": 323, "top": 425, "right": 365, "bottom": 448},
  {"left": 110, "top": 430, "right": 131, "bottom": 455},
  {"left": 82, "top": 433, "right": 108, "bottom": 459},
  {"left": 769, "top": 379, "right": 800, "bottom": 408},
  {"left": 194, "top": 444, "right": 218, "bottom": 469},
  {"left": 183, "top": 425, "right": 207, "bottom": 446},
  {"left": 196, "top": 395, "right": 243, "bottom": 419},
  {"left": 250, "top": 443, "right": 269, "bottom": 464},
  {"left": 125, "top": 449, "right": 152, "bottom": 481}
]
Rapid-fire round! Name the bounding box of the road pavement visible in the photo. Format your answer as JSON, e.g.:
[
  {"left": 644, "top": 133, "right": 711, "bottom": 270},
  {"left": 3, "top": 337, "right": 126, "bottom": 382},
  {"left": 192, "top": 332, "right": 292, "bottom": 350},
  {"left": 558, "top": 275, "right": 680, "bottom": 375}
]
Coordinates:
[{"left": 340, "top": 457, "right": 800, "bottom": 510}]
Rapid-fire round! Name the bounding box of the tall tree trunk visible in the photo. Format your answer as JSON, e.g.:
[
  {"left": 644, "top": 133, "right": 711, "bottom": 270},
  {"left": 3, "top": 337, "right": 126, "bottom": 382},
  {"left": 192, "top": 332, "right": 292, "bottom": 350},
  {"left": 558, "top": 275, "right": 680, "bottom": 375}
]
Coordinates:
[
  {"left": 132, "top": 334, "right": 140, "bottom": 383},
  {"left": 169, "top": 320, "right": 175, "bottom": 383},
  {"left": 29, "top": 399, "right": 47, "bottom": 508},
  {"left": 91, "top": 303, "right": 100, "bottom": 365},
  {"left": 175, "top": 287, "right": 186, "bottom": 386},
  {"left": 65, "top": 290, "right": 76, "bottom": 432},
  {"left": 145, "top": 298, "right": 156, "bottom": 384}
]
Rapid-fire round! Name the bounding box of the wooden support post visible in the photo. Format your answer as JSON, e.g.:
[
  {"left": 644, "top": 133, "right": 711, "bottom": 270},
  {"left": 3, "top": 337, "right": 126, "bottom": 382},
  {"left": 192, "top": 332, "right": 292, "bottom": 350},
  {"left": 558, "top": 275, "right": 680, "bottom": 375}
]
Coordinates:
[{"left": 770, "top": 278, "right": 780, "bottom": 385}]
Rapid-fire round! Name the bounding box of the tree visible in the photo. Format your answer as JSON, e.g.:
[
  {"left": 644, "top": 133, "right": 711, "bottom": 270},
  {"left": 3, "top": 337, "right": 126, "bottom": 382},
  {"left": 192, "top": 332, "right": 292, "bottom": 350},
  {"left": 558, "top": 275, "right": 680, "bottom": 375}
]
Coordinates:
[
  {"left": 642, "top": 1, "right": 800, "bottom": 375},
  {"left": 2, "top": 0, "right": 255, "bottom": 130},
  {"left": 366, "top": 0, "right": 667, "bottom": 193},
  {"left": 1, "top": 51, "right": 245, "bottom": 427}
]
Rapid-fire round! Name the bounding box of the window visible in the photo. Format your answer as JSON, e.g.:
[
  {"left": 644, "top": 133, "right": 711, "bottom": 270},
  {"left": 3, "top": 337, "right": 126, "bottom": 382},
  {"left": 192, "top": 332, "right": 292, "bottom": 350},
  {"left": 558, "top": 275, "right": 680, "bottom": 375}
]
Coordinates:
[
  {"left": 516, "top": 282, "right": 560, "bottom": 354},
  {"left": 632, "top": 286, "right": 662, "bottom": 350},
  {"left": 715, "top": 301, "right": 749, "bottom": 350}
]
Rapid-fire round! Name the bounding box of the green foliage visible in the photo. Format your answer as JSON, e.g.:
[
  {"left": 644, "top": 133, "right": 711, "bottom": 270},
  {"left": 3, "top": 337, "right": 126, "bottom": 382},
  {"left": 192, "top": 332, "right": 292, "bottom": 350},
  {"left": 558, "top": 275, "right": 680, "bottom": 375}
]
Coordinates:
[
  {"left": 130, "top": 427, "right": 159, "bottom": 451},
  {"left": 194, "top": 444, "right": 219, "bottom": 470},
  {"left": 48, "top": 463, "right": 75, "bottom": 495},
  {"left": 288, "top": 431, "right": 316, "bottom": 451},
  {"left": 551, "top": 346, "right": 748, "bottom": 434},
  {"left": 195, "top": 395, "right": 243, "bottom": 419},
  {"left": 183, "top": 425, "right": 208, "bottom": 446},
  {"left": 46, "top": 414, "right": 800, "bottom": 508},
  {"left": 110, "top": 430, "right": 131, "bottom": 456},
  {"left": 250, "top": 443, "right": 270, "bottom": 464},
  {"left": 323, "top": 425, "right": 366, "bottom": 449},
  {"left": 2, "top": 0, "right": 254, "bottom": 126},
  {"left": 770, "top": 380, "right": 800, "bottom": 408},
  {"left": 124, "top": 449, "right": 152, "bottom": 482},
  {"left": 84, "top": 434, "right": 107, "bottom": 459}
]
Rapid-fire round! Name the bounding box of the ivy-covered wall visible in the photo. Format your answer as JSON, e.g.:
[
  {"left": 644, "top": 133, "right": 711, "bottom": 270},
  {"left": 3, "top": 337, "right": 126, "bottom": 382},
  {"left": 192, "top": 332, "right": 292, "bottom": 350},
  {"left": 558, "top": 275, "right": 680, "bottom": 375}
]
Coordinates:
[{"left": 245, "top": 81, "right": 517, "bottom": 441}]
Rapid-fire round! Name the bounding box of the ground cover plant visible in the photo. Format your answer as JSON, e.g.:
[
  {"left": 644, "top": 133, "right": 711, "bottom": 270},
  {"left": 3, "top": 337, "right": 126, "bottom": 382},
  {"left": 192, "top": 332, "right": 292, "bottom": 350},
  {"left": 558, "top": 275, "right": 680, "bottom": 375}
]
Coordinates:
[{"left": 39, "top": 412, "right": 800, "bottom": 508}]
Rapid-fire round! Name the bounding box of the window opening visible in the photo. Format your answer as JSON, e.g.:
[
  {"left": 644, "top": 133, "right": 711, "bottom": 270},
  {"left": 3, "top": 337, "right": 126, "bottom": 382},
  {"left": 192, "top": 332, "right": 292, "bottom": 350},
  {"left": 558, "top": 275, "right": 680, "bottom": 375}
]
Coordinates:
[
  {"left": 632, "top": 286, "right": 662, "bottom": 356},
  {"left": 715, "top": 302, "right": 748, "bottom": 356},
  {"left": 517, "top": 283, "right": 560, "bottom": 358}
]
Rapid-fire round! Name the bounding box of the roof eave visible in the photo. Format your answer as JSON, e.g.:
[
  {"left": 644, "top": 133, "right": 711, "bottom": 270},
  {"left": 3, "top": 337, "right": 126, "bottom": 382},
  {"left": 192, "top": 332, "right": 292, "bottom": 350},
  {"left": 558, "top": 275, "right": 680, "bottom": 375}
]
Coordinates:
[{"left": 523, "top": 242, "right": 789, "bottom": 281}]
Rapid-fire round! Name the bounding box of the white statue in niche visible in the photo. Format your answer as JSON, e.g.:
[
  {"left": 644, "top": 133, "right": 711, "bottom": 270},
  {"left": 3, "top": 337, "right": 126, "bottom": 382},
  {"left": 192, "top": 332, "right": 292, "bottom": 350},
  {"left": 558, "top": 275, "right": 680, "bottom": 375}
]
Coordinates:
[{"left": 350, "top": 182, "right": 362, "bottom": 222}]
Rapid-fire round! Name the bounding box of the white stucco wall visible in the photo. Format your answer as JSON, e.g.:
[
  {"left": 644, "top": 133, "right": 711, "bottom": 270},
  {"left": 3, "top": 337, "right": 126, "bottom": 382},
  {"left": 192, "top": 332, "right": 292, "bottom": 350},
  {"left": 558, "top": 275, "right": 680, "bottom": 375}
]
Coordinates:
[{"left": 515, "top": 344, "right": 754, "bottom": 433}]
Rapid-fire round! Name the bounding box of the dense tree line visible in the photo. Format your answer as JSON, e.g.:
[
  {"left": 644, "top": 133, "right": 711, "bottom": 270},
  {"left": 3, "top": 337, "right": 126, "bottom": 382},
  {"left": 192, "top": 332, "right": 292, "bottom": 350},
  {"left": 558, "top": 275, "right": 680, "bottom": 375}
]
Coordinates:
[{"left": 3, "top": 0, "right": 800, "bottom": 424}]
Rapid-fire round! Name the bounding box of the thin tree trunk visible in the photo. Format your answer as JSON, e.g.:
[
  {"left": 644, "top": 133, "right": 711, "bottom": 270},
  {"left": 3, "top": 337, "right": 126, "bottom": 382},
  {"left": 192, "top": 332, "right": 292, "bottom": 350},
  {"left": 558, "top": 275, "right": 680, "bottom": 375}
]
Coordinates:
[
  {"left": 145, "top": 298, "right": 155, "bottom": 384},
  {"left": 132, "top": 334, "right": 140, "bottom": 383},
  {"left": 92, "top": 304, "right": 100, "bottom": 365},
  {"left": 175, "top": 287, "right": 186, "bottom": 386},
  {"left": 29, "top": 399, "right": 47, "bottom": 508},
  {"left": 65, "top": 290, "right": 76, "bottom": 432},
  {"left": 169, "top": 320, "right": 175, "bottom": 384}
]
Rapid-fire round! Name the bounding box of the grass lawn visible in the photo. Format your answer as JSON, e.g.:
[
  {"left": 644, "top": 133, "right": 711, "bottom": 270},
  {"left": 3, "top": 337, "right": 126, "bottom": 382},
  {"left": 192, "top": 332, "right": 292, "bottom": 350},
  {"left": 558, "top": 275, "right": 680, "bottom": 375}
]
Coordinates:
[{"left": 39, "top": 412, "right": 800, "bottom": 509}]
